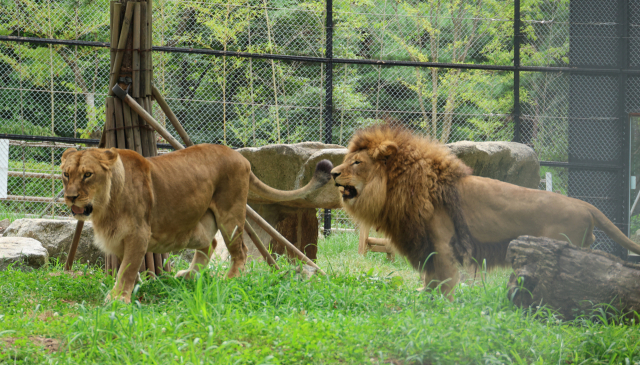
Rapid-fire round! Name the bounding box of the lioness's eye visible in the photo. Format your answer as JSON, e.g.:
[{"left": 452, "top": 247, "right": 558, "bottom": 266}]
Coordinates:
[
  {"left": 63, "top": 172, "right": 69, "bottom": 178},
  {"left": 84, "top": 172, "right": 93, "bottom": 178}
]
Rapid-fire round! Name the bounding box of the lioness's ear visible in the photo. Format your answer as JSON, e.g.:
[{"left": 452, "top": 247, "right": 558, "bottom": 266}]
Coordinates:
[
  {"left": 371, "top": 141, "right": 398, "bottom": 160},
  {"left": 99, "top": 148, "right": 119, "bottom": 169},
  {"left": 60, "top": 148, "right": 77, "bottom": 169}
]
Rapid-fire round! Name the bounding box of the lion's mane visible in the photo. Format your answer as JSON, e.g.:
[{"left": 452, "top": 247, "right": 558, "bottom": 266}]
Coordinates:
[{"left": 346, "top": 125, "right": 496, "bottom": 273}]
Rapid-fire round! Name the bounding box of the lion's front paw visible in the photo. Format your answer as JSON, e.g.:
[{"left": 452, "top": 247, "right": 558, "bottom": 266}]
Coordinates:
[{"left": 175, "top": 269, "right": 199, "bottom": 280}]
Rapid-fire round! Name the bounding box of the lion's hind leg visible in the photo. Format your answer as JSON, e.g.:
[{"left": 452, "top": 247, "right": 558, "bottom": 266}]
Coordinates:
[
  {"left": 175, "top": 210, "right": 218, "bottom": 280},
  {"left": 211, "top": 205, "right": 247, "bottom": 279}
]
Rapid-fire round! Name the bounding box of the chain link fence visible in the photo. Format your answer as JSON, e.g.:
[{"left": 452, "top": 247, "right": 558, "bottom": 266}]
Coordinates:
[{"left": 0, "top": 0, "right": 638, "bottom": 257}]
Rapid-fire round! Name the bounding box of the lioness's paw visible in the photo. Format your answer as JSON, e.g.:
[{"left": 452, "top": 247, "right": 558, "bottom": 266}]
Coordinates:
[{"left": 175, "top": 269, "right": 199, "bottom": 280}]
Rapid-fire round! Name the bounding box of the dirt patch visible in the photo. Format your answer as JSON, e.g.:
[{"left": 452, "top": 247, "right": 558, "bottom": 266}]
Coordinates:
[{"left": 2, "top": 336, "right": 61, "bottom": 353}]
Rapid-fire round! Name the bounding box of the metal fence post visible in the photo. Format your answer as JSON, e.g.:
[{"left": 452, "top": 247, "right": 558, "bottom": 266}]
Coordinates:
[
  {"left": 618, "top": 0, "right": 630, "bottom": 239},
  {"left": 512, "top": 0, "right": 521, "bottom": 143},
  {"left": 323, "top": 0, "right": 334, "bottom": 237}
]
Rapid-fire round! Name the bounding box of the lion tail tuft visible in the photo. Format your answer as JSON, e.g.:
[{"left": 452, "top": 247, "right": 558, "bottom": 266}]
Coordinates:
[{"left": 313, "top": 159, "right": 334, "bottom": 186}]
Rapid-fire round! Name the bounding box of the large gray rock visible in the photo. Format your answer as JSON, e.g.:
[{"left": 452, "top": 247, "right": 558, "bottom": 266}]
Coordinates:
[
  {"left": 238, "top": 142, "right": 346, "bottom": 209},
  {"left": 0, "top": 237, "right": 48, "bottom": 271},
  {"left": 448, "top": 141, "right": 540, "bottom": 189},
  {"left": 239, "top": 140, "right": 541, "bottom": 210},
  {"left": 3, "top": 219, "right": 102, "bottom": 265}
]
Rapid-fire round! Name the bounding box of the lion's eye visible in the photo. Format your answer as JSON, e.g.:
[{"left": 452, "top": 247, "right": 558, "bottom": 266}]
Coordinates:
[
  {"left": 352, "top": 161, "right": 361, "bottom": 165},
  {"left": 84, "top": 172, "right": 93, "bottom": 178},
  {"left": 63, "top": 172, "right": 69, "bottom": 178}
]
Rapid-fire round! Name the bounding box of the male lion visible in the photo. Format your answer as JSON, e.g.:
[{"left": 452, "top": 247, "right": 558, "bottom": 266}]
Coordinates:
[
  {"left": 60, "top": 145, "right": 332, "bottom": 303},
  {"left": 331, "top": 125, "right": 640, "bottom": 299}
]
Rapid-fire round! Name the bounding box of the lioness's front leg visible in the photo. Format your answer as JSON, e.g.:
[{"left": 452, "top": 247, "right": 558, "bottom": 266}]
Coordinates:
[{"left": 106, "top": 234, "right": 147, "bottom": 304}]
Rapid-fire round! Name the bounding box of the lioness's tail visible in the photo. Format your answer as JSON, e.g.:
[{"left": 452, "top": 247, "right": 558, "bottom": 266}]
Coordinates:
[
  {"left": 590, "top": 205, "right": 640, "bottom": 255},
  {"left": 249, "top": 160, "right": 333, "bottom": 202}
]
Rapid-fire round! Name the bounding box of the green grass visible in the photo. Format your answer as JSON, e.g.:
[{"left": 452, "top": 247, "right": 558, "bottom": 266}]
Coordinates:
[{"left": 1, "top": 233, "right": 640, "bottom": 364}]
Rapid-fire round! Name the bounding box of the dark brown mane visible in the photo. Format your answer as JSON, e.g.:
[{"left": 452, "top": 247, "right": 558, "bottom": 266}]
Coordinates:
[{"left": 348, "top": 124, "right": 490, "bottom": 273}]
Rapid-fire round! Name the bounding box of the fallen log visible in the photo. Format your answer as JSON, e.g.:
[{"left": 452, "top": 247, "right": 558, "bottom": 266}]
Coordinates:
[{"left": 506, "top": 236, "right": 640, "bottom": 321}]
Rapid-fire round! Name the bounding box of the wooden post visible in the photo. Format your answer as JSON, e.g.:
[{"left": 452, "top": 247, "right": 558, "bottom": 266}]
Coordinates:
[
  {"left": 245, "top": 205, "right": 326, "bottom": 275},
  {"left": 108, "top": 1, "right": 134, "bottom": 96},
  {"left": 152, "top": 85, "right": 193, "bottom": 147},
  {"left": 64, "top": 221, "right": 84, "bottom": 271},
  {"left": 245, "top": 219, "right": 280, "bottom": 269},
  {"left": 132, "top": 2, "right": 141, "bottom": 98},
  {"left": 102, "top": 0, "right": 167, "bottom": 278}
]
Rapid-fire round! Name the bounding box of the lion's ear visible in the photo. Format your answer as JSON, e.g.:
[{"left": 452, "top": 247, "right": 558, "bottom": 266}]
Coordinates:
[
  {"left": 60, "top": 148, "right": 77, "bottom": 169},
  {"left": 99, "top": 148, "right": 119, "bottom": 169},
  {"left": 372, "top": 141, "right": 398, "bottom": 161}
]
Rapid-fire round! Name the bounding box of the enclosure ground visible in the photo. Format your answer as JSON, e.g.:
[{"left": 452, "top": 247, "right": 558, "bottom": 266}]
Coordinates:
[{"left": 1, "top": 233, "right": 640, "bottom": 364}]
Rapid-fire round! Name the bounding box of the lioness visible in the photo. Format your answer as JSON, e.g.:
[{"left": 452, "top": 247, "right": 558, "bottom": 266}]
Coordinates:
[
  {"left": 60, "top": 145, "right": 332, "bottom": 303},
  {"left": 331, "top": 125, "right": 640, "bottom": 299}
]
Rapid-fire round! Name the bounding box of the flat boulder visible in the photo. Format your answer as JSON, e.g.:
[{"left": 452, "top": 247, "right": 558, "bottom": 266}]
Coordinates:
[
  {"left": 448, "top": 141, "right": 540, "bottom": 189},
  {"left": 0, "top": 237, "right": 48, "bottom": 271},
  {"left": 239, "top": 140, "right": 541, "bottom": 210},
  {"left": 3, "top": 219, "right": 101, "bottom": 266},
  {"left": 238, "top": 142, "right": 346, "bottom": 209}
]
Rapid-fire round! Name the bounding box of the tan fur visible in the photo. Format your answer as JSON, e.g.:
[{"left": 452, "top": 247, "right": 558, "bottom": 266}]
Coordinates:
[
  {"left": 60, "top": 145, "right": 331, "bottom": 303},
  {"left": 331, "top": 125, "right": 640, "bottom": 300}
]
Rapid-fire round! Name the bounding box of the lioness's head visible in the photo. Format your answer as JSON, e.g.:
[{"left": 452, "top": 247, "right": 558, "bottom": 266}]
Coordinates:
[{"left": 60, "top": 148, "right": 123, "bottom": 220}]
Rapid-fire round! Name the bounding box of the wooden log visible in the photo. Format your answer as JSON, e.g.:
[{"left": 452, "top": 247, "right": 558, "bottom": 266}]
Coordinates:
[
  {"left": 1, "top": 195, "right": 63, "bottom": 203},
  {"left": 113, "top": 85, "right": 183, "bottom": 151},
  {"left": 245, "top": 205, "right": 326, "bottom": 275},
  {"left": 7, "top": 171, "right": 62, "bottom": 179},
  {"left": 132, "top": 2, "right": 141, "bottom": 98},
  {"left": 507, "top": 236, "right": 640, "bottom": 321},
  {"left": 152, "top": 85, "right": 193, "bottom": 147},
  {"left": 144, "top": 97, "right": 157, "bottom": 156},
  {"left": 122, "top": 101, "right": 135, "bottom": 150},
  {"left": 130, "top": 103, "right": 143, "bottom": 154},
  {"left": 108, "top": 1, "right": 134, "bottom": 96},
  {"left": 109, "top": 2, "right": 116, "bottom": 67},
  {"left": 154, "top": 253, "right": 163, "bottom": 276},
  {"left": 113, "top": 97, "right": 127, "bottom": 148},
  {"left": 139, "top": 1, "right": 147, "bottom": 96},
  {"left": 145, "top": 252, "right": 155, "bottom": 278},
  {"left": 110, "top": 2, "right": 121, "bottom": 72},
  {"left": 105, "top": 97, "right": 117, "bottom": 148},
  {"left": 162, "top": 253, "right": 171, "bottom": 272},
  {"left": 64, "top": 221, "right": 84, "bottom": 271},
  {"left": 146, "top": 0, "right": 153, "bottom": 95},
  {"left": 244, "top": 219, "right": 280, "bottom": 269},
  {"left": 136, "top": 97, "right": 150, "bottom": 157}
]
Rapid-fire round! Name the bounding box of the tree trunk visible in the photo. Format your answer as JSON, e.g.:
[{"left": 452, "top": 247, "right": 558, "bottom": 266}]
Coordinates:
[{"left": 506, "top": 236, "right": 640, "bottom": 322}]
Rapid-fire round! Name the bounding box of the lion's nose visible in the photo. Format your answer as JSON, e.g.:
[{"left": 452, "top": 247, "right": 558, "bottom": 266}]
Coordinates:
[{"left": 331, "top": 172, "right": 341, "bottom": 179}]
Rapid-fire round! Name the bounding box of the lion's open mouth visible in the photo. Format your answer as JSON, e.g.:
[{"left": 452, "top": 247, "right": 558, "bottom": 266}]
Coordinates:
[
  {"left": 335, "top": 183, "right": 358, "bottom": 200},
  {"left": 71, "top": 204, "right": 93, "bottom": 216}
]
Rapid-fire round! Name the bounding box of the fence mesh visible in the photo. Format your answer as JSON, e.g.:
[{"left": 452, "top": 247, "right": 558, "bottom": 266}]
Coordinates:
[{"left": 1, "top": 0, "right": 638, "bottom": 258}]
